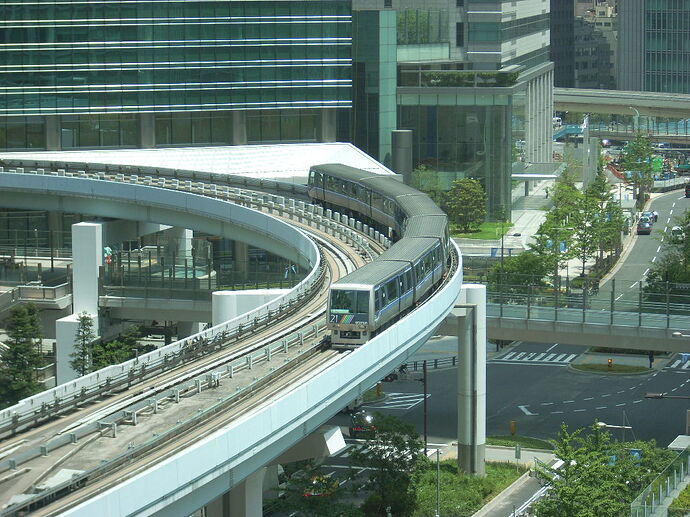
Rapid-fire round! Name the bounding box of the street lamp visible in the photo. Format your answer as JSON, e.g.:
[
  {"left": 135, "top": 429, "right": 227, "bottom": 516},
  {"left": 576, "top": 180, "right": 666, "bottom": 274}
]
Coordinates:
[
  {"left": 629, "top": 106, "right": 640, "bottom": 132},
  {"left": 596, "top": 420, "right": 634, "bottom": 441}
]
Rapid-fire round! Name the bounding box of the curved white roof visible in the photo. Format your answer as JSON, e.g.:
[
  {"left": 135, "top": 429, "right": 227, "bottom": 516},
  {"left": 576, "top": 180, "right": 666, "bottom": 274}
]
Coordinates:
[{"left": 1, "top": 142, "right": 394, "bottom": 184}]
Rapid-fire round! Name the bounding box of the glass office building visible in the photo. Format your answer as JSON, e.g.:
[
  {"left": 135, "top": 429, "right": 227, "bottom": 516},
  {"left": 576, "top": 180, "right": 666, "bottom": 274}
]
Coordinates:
[{"left": 0, "top": 0, "right": 352, "bottom": 150}]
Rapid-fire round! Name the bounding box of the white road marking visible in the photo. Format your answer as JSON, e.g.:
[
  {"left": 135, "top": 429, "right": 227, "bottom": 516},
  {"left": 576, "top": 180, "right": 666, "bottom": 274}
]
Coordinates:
[
  {"left": 657, "top": 246, "right": 662, "bottom": 253},
  {"left": 515, "top": 352, "right": 526, "bottom": 360},
  {"left": 574, "top": 409, "right": 586, "bottom": 412},
  {"left": 596, "top": 406, "right": 607, "bottom": 410},
  {"left": 518, "top": 405, "right": 536, "bottom": 416},
  {"left": 546, "top": 343, "right": 559, "bottom": 352},
  {"left": 584, "top": 397, "right": 594, "bottom": 401},
  {"left": 564, "top": 354, "right": 577, "bottom": 362},
  {"left": 563, "top": 400, "right": 574, "bottom": 404},
  {"left": 545, "top": 353, "right": 556, "bottom": 361},
  {"left": 551, "top": 411, "right": 564, "bottom": 414},
  {"left": 616, "top": 403, "right": 626, "bottom": 407},
  {"left": 643, "top": 268, "right": 650, "bottom": 276},
  {"left": 668, "top": 217, "right": 672, "bottom": 224},
  {"left": 652, "top": 256, "right": 657, "bottom": 262},
  {"left": 554, "top": 354, "right": 566, "bottom": 362},
  {"left": 673, "top": 202, "right": 677, "bottom": 207},
  {"left": 670, "top": 209, "right": 674, "bottom": 215},
  {"left": 633, "top": 400, "right": 643, "bottom": 404},
  {"left": 502, "top": 352, "right": 516, "bottom": 360},
  {"left": 683, "top": 362, "right": 690, "bottom": 370},
  {"left": 630, "top": 281, "right": 638, "bottom": 288},
  {"left": 541, "top": 402, "right": 554, "bottom": 406},
  {"left": 534, "top": 353, "right": 546, "bottom": 361},
  {"left": 616, "top": 294, "right": 623, "bottom": 301},
  {"left": 601, "top": 394, "right": 611, "bottom": 398}
]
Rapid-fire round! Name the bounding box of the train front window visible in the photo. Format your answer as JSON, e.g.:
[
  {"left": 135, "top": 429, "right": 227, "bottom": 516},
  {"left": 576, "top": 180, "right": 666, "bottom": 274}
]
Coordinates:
[{"left": 330, "top": 290, "right": 369, "bottom": 314}]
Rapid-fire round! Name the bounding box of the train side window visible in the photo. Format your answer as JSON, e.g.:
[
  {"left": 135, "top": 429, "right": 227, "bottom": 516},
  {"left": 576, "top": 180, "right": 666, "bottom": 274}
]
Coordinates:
[
  {"left": 385, "top": 278, "right": 397, "bottom": 301},
  {"left": 375, "top": 287, "right": 382, "bottom": 311}
]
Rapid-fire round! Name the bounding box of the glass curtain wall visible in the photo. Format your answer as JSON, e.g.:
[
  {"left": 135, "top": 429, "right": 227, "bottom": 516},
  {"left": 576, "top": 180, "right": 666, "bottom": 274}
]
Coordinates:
[{"left": 0, "top": 0, "right": 352, "bottom": 149}]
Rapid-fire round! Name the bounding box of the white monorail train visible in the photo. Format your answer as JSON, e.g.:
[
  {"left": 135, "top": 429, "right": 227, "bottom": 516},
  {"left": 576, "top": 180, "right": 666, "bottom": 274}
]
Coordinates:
[{"left": 308, "top": 163, "right": 451, "bottom": 347}]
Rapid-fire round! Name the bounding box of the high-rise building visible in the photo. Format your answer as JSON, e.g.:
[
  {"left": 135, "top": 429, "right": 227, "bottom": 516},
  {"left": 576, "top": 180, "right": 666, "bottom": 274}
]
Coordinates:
[
  {"left": 0, "top": 1, "right": 352, "bottom": 151},
  {"left": 551, "top": 0, "right": 576, "bottom": 87},
  {"left": 618, "top": 0, "right": 690, "bottom": 93}
]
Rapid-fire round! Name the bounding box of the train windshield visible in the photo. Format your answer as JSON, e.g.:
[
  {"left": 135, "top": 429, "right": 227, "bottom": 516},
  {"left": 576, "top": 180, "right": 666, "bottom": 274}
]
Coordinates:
[{"left": 330, "top": 290, "right": 369, "bottom": 314}]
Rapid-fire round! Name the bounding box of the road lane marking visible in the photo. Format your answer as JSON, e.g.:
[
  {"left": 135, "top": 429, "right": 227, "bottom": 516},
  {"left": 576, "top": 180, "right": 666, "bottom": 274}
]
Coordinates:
[
  {"left": 652, "top": 256, "right": 657, "bottom": 262},
  {"left": 668, "top": 217, "right": 672, "bottom": 224},
  {"left": 546, "top": 343, "right": 559, "bottom": 352},
  {"left": 633, "top": 400, "right": 643, "bottom": 403},
  {"left": 644, "top": 268, "right": 650, "bottom": 276},
  {"left": 584, "top": 397, "right": 594, "bottom": 400},
  {"left": 630, "top": 281, "right": 638, "bottom": 288},
  {"left": 541, "top": 402, "right": 554, "bottom": 406},
  {"left": 616, "top": 403, "right": 626, "bottom": 407},
  {"left": 518, "top": 405, "right": 536, "bottom": 415},
  {"left": 563, "top": 400, "right": 574, "bottom": 404},
  {"left": 657, "top": 246, "right": 661, "bottom": 253},
  {"left": 616, "top": 294, "right": 623, "bottom": 301},
  {"left": 574, "top": 409, "right": 586, "bottom": 412},
  {"left": 596, "top": 406, "right": 607, "bottom": 410},
  {"left": 551, "top": 411, "right": 564, "bottom": 414}
]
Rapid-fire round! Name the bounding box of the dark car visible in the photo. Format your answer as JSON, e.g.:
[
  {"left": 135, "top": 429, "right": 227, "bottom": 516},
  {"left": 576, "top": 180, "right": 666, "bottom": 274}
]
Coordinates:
[
  {"left": 637, "top": 220, "right": 652, "bottom": 235},
  {"left": 685, "top": 183, "right": 690, "bottom": 198},
  {"left": 349, "top": 410, "right": 377, "bottom": 439}
]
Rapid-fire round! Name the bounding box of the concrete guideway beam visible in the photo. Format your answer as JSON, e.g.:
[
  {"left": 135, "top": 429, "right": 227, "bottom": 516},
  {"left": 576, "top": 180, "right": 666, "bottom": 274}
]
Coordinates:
[
  {"left": 57, "top": 246, "right": 463, "bottom": 517},
  {"left": 0, "top": 174, "right": 314, "bottom": 270}
]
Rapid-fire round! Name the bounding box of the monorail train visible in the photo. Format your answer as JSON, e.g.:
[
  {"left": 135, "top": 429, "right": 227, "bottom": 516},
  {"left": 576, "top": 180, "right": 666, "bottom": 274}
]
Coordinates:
[{"left": 307, "top": 163, "right": 452, "bottom": 348}]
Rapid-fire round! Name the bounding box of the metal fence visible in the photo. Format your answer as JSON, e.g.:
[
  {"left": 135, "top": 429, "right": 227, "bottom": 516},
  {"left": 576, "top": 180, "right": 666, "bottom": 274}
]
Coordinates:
[{"left": 631, "top": 449, "right": 690, "bottom": 517}]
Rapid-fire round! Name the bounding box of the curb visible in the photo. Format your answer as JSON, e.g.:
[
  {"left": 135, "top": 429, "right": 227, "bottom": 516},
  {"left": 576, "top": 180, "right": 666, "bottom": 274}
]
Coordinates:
[{"left": 470, "top": 470, "right": 533, "bottom": 517}]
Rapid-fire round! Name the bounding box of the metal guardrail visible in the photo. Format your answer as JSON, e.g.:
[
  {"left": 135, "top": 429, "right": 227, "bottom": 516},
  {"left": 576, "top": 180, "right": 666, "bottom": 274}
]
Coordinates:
[
  {"left": 631, "top": 449, "right": 690, "bottom": 517},
  {"left": 0, "top": 165, "right": 385, "bottom": 435}
]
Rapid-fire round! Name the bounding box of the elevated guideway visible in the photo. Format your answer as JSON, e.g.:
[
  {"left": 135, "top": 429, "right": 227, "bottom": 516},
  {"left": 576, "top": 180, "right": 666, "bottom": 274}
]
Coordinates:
[
  {"left": 0, "top": 164, "right": 463, "bottom": 516},
  {"left": 555, "top": 88, "right": 690, "bottom": 119}
]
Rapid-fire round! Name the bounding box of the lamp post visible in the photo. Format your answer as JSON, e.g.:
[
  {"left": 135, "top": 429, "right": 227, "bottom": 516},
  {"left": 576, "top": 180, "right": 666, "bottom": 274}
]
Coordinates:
[
  {"left": 629, "top": 106, "right": 640, "bottom": 132},
  {"left": 596, "top": 420, "right": 634, "bottom": 442}
]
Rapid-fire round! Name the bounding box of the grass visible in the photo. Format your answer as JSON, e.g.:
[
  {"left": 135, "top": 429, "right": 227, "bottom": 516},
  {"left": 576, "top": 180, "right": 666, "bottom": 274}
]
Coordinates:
[
  {"left": 571, "top": 363, "right": 651, "bottom": 374},
  {"left": 452, "top": 221, "right": 514, "bottom": 240},
  {"left": 486, "top": 435, "right": 554, "bottom": 450},
  {"left": 413, "top": 460, "right": 526, "bottom": 517}
]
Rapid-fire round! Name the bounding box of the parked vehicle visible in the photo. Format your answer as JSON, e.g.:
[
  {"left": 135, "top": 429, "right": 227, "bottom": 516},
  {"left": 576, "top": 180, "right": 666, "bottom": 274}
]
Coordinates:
[
  {"left": 642, "top": 211, "right": 657, "bottom": 223},
  {"left": 685, "top": 183, "right": 690, "bottom": 198},
  {"left": 637, "top": 220, "right": 652, "bottom": 235}
]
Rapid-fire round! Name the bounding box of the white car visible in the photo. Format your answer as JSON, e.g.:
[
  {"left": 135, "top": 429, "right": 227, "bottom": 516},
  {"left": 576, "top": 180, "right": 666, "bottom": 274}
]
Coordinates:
[{"left": 671, "top": 226, "right": 685, "bottom": 244}]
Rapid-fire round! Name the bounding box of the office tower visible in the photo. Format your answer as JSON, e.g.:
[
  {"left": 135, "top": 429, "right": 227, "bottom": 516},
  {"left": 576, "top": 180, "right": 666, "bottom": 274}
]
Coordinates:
[
  {"left": 0, "top": 1, "right": 352, "bottom": 150},
  {"left": 618, "top": 0, "right": 690, "bottom": 93}
]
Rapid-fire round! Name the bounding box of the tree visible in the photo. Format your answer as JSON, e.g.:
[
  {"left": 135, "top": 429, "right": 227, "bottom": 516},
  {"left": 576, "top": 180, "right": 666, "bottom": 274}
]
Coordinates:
[
  {"left": 270, "top": 460, "right": 362, "bottom": 517},
  {"left": 487, "top": 251, "right": 551, "bottom": 294},
  {"left": 444, "top": 178, "right": 487, "bottom": 233},
  {"left": 348, "top": 414, "right": 426, "bottom": 516},
  {"left": 410, "top": 164, "right": 443, "bottom": 206},
  {"left": 621, "top": 132, "right": 654, "bottom": 209},
  {"left": 0, "top": 303, "right": 45, "bottom": 407},
  {"left": 70, "top": 312, "right": 96, "bottom": 376},
  {"left": 533, "top": 423, "right": 676, "bottom": 517},
  {"left": 91, "top": 325, "right": 152, "bottom": 370}
]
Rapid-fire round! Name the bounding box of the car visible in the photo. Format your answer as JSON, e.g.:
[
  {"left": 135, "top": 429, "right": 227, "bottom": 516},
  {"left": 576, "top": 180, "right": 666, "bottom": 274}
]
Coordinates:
[
  {"left": 637, "top": 220, "right": 652, "bottom": 235},
  {"left": 671, "top": 226, "right": 685, "bottom": 243},
  {"left": 349, "top": 410, "right": 377, "bottom": 439},
  {"left": 302, "top": 474, "right": 338, "bottom": 498},
  {"left": 642, "top": 211, "right": 657, "bottom": 223}
]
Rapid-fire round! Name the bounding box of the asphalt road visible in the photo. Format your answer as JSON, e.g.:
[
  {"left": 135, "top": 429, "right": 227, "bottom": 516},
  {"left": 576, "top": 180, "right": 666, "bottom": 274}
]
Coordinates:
[{"left": 333, "top": 362, "right": 690, "bottom": 447}]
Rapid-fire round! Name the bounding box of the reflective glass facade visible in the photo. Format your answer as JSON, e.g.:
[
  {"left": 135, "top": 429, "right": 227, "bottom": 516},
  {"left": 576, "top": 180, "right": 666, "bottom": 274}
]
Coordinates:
[{"left": 0, "top": 0, "right": 352, "bottom": 149}]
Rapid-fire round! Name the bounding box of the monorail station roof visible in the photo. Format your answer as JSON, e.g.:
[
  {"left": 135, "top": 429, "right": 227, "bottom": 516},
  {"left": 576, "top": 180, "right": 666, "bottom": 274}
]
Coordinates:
[{"left": 0, "top": 143, "right": 394, "bottom": 184}]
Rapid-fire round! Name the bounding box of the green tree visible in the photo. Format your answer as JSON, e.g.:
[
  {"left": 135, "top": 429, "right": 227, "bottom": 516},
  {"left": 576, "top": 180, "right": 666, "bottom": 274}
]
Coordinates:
[
  {"left": 91, "top": 325, "right": 152, "bottom": 370},
  {"left": 621, "top": 132, "right": 654, "bottom": 209},
  {"left": 410, "top": 164, "right": 443, "bottom": 206},
  {"left": 533, "top": 423, "right": 676, "bottom": 517},
  {"left": 349, "top": 414, "right": 427, "bottom": 516},
  {"left": 0, "top": 304, "right": 45, "bottom": 407},
  {"left": 270, "top": 460, "right": 362, "bottom": 517},
  {"left": 445, "top": 178, "right": 487, "bottom": 233},
  {"left": 487, "top": 251, "right": 551, "bottom": 294},
  {"left": 70, "top": 312, "right": 96, "bottom": 376}
]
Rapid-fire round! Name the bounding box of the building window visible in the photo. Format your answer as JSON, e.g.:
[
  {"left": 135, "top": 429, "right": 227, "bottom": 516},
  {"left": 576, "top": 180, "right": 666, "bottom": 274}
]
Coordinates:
[
  {"left": 456, "top": 23, "right": 465, "bottom": 47},
  {"left": 384, "top": 0, "right": 392, "bottom": 7}
]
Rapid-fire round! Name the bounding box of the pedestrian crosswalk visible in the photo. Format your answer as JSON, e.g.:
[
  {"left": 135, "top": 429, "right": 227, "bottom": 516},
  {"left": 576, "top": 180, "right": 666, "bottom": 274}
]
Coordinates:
[
  {"left": 333, "top": 441, "right": 445, "bottom": 460},
  {"left": 362, "top": 392, "right": 428, "bottom": 411},
  {"left": 492, "top": 351, "right": 578, "bottom": 365},
  {"left": 665, "top": 358, "right": 690, "bottom": 370}
]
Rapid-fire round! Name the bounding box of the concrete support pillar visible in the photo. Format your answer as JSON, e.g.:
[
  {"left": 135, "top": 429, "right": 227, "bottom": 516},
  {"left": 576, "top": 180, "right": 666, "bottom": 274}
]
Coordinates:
[
  {"left": 438, "top": 284, "right": 486, "bottom": 476},
  {"left": 139, "top": 113, "right": 155, "bottom": 149},
  {"left": 234, "top": 240, "right": 249, "bottom": 280},
  {"left": 232, "top": 111, "right": 247, "bottom": 146},
  {"left": 47, "top": 211, "right": 64, "bottom": 249},
  {"left": 212, "top": 290, "right": 288, "bottom": 326},
  {"left": 392, "top": 130, "right": 413, "bottom": 185},
  {"left": 165, "top": 227, "right": 193, "bottom": 259},
  {"left": 227, "top": 469, "right": 265, "bottom": 517},
  {"left": 319, "top": 109, "right": 337, "bottom": 143},
  {"left": 457, "top": 284, "right": 486, "bottom": 476},
  {"left": 72, "top": 222, "right": 103, "bottom": 315},
  {"left": 45, "top": 115, "right": 61, "bottom": 151}
]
